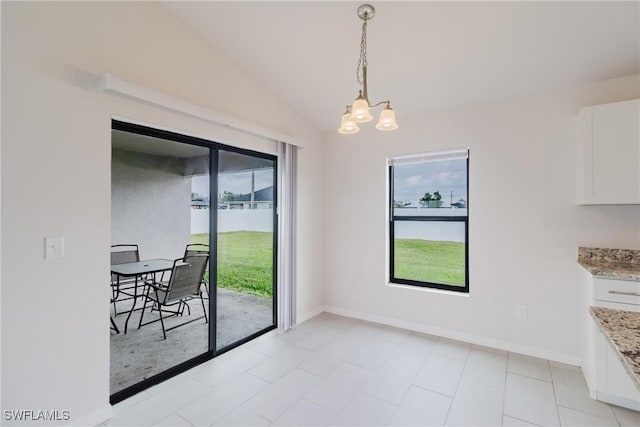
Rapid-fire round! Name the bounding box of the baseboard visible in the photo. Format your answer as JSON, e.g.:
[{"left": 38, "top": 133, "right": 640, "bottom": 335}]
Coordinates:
[
  {"left": 597, "top": 391, "right": 640, "bottom": 412},
  {"left": 297, "top": 306, "right": 325, "bottom": 324},
  {"left": 324, "top": 305, "right": 582, "bottom": 367},
  {"left": 69, "top": 404, "right": 112, "bottom": 427}
]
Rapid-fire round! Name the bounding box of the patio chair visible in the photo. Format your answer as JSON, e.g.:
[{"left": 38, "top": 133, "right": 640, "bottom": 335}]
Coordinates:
[
  {"left": 184, "top": 244, "right": 210, "bottom": 298},
  {"left": 111, "top": 244, "right": 140, "bottom": 265},
  {"left": 173, "top": 250, "right": 209, "bottom": 313},
  {"left": 184, "top": 243, "right": 209, "bottom": 257},
  {"left": 110, "top": 244, "right": 141, "bottom": 315},
  {"left": 110, "top": 315, "right": 120, "bottom": 334},
  {"left": 137, "top": 254, "right": 209, "bottom": 339}
]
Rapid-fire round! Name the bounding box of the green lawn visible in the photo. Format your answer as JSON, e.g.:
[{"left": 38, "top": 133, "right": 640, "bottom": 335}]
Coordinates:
[
  {"left": 394, "top": 239, "right": 465, "bottom": 286},
  {"left": 192, "top": 232, "right": 463, "bottom": 295},
  {"left": 191, "top": 231, "right": 273, "bottom": 298}
]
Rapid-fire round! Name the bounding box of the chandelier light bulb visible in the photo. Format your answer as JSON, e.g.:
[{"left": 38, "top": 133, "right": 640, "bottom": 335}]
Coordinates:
[
  {"left": 351, "top": 95, "right": 373, "bottom": 123},
  {"left": 338, "top": 110, "right": 360, "bottom": 134},
  {"left": 375, "top": 105, "right": 398, "bottom": 131}
]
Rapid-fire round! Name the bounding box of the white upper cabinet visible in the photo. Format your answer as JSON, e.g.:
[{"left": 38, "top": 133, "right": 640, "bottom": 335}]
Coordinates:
[{"left": 577, "top": 99, "right": 640, "bottom": 205}]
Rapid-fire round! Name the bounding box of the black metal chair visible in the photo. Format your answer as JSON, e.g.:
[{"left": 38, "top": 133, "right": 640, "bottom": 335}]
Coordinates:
[
  {"left": 110, "top": 244, "right": 141, "bottom": 317},
  {"left": 184, "top": 244, "right": 210, "bottom": 298},
  {"left": 110, "top": 316, "right": 120, "bottom": 334},
  {"left": 111, "top": 244, "right": 140, "bottom": 265},
  {"left": 138, "top": 254, "right": 209, "bottom": 339},
  {"left": 184, "top": 243, "right": 209, "bottom": 258}
]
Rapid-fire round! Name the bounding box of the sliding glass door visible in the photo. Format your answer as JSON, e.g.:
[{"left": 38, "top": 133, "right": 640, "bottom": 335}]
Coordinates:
[
  {"left": 215, "top": 150, "right": 277, "bottom": 351},
  {"left": 110, "top": 126, "right": 210, "bottom": 397},
  {"left": 110, "top": 121, "right": 277, "bottom": 402}
]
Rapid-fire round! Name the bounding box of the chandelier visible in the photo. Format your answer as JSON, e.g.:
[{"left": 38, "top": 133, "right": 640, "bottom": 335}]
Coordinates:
[{"left": 339, "top": 4, "right": 398, "bottom": 134}]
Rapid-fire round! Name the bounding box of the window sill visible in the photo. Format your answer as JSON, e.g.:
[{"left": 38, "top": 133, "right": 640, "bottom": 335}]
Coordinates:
[{"left": 386, "top": 282, "right": 470, "bottom": 297}]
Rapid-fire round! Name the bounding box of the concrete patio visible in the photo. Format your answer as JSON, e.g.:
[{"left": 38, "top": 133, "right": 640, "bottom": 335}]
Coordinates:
[{"left": 110, "top": 287, "right": 273, "bottom": 394}]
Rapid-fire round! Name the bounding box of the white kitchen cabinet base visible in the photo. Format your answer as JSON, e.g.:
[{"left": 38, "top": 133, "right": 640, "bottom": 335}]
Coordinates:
[
  {"left": 596, "top": 390, "right": 640, "bottom": 412},
  {"left": 579, "top": 263, "right": 640, "bottom": 412},
  {"left": 594, "top": 325, "right": 640, "bottom": 411}
]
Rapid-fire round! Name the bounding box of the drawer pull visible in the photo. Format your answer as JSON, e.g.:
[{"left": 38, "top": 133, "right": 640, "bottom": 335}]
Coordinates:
[{"left": 608, "top": 290, "right": 640, "bottom": 297}]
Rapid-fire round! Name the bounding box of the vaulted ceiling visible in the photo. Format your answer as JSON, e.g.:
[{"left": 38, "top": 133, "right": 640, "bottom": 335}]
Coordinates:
[{"left": 164, "top": 1, "right": 640, "bottom": 132}]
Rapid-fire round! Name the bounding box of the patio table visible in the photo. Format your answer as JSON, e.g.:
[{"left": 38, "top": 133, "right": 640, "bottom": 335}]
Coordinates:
[{"left": 111, "top": 258, "right": 174, "bottom": 334}]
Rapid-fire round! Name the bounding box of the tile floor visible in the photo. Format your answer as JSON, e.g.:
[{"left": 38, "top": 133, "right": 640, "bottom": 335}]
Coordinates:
[{"left": 105, "top": 313, "right": 640, "bottom": 427}]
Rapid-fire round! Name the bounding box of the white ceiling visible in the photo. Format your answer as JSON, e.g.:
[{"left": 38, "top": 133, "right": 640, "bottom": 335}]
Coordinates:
[{"left": 164, "top": 1, "right": 640, "bottom": 132}]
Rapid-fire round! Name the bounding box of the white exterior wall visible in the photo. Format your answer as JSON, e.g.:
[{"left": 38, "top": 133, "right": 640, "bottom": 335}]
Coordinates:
[
  {"left": 1, "top": 2, "right": 324, "bottom": 424},
  {"left": 192, "top": 209, "right": 274, "bottom": 234},
  {"left": 323, "top": 74, "right": 640, "bottom": 365},
  {"left": 111, "top": 150, "right": 191, "bottom": 260}
]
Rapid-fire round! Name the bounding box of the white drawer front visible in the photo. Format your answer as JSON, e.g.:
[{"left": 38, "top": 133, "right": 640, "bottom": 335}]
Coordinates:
[
  {"left": 594, "top": 300, "right": 640, "bottom": 313},
  {"left": 594, "top": 278, "right": 640, "bottom": 306}
]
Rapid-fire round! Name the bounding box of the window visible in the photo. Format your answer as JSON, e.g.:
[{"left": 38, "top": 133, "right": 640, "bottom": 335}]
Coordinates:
[{"left": 389, "top": 149, "right": 469, "bottom": 292}]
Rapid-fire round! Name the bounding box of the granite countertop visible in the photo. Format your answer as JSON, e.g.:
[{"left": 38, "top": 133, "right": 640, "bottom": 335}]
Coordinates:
[
  {"left": 578, "top": 247, "right": 640, "bottom": 281},
  {"left": 590, "top": 306, "right": 640, "bottom": 390}
]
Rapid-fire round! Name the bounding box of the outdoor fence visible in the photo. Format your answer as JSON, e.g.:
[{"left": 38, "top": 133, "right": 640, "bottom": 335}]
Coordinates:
[
  {"left": 393, "top": 207, "right": 467, "bottom": 243},
  {"left": 193, "top": 207, "right": 466, "bottom": 241},
  {"left": 191, "top": 209, "right": 273, "bottom": 234}
]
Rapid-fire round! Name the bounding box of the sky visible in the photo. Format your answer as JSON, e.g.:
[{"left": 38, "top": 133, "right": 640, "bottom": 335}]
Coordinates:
[
  {"left": 393, "top": 159, "right": 467, "bottom": 207},
  {"left": 192, "top": 159, "right": 465, "bottom": 205}
]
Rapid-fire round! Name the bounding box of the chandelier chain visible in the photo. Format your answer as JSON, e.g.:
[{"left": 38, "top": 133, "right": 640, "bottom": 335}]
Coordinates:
[{"left": 356, "top": 20, "right": 368, "bottom": 86}]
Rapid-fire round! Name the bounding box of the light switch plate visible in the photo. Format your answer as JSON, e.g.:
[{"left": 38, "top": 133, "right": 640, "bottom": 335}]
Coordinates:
[{"left": 45, "top": 236, "right": 64, "bottom": 259}]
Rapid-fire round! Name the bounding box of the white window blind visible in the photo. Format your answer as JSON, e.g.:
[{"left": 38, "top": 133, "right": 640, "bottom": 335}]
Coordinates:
[{"left": 388, "top": 148, "right": 469, "bottom": 166}]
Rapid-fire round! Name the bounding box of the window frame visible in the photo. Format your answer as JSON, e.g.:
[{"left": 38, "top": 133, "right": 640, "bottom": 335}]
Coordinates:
[{"left": 388, "top": 152, "right": 469, "bottom": 293}]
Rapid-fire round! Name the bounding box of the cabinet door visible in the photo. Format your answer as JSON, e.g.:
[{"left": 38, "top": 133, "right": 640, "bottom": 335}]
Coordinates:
[
  {"left": 577, "top": 99, "right": 640, "bottom": 205},
  {"left": 594, "top": 326, "right": 640, "bottom": 410},
  {"left": 579, "top": 267, "right": 597, "bottom": 397}
]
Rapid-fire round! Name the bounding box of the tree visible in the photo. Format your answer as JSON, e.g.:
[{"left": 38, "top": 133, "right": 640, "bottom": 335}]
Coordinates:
[
  {"left": 419, "top": 192, "right": 432, "bottom": 206},
  {"left": 420, "top": 191, "right": 442, "bottom": 208},
  {"left": 219, "top": 190, "right": 246, "bottom": 202}
]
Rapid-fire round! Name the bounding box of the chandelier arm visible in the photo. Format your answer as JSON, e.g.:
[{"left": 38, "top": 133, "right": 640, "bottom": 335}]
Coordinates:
[{"left": 370, "top": 100, "right": 391, "bottom": 109}]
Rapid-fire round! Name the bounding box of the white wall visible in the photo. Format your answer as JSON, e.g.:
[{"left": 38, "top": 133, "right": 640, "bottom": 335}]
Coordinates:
[
  {"left": 1, "top": 2, "right": 324, "bottom": 424},
  {"left": 322, "top": 74, "right": 640, "bottom": 363},
  {"left": 111, "top": 150, "right": 191, "bottom": 260},
  {"left": 191, "top": 209, "right": 210, "bottom": 234}
]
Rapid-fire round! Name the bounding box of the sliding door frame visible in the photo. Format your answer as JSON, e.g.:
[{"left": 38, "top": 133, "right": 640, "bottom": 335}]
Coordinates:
[
  {"left": 214, "top": 145, "right": 279, "bottom": 355},
  {"left": 110, "top": 120, "right": 278, "bottom": 404}
]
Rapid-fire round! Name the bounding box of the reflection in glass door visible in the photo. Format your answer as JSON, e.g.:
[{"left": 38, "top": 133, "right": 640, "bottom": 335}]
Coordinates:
[{"left": 216, "top": 150, "right": 277, "bottom": 350}]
